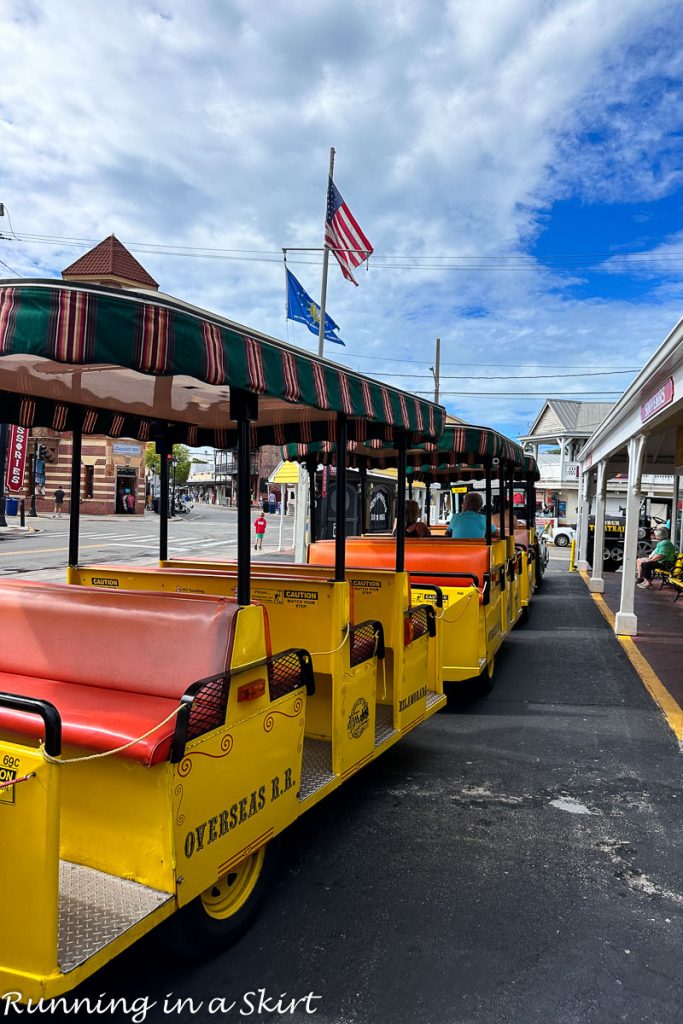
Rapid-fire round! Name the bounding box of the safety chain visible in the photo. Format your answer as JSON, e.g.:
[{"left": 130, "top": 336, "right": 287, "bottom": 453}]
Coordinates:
[
  {"left": 434, "top": 587, "right": 478, "bottom": 624},
  {"left": 309, "top": 622, "right": 351, "bottom": 657},
  {"left": 0, "top": 771, "right": 36, "bottom": 790},
  {"left": 40, "top": 705, "right": 182, "bottom": 765}
]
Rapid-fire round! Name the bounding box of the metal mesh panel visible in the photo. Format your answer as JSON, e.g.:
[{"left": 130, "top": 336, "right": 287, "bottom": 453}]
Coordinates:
[
  {"left": 186, "top": 675, "right": 229, "bottom": 741},
  {"left": 407, "top": 605, "right": 431, "bottom": 641},
  {"left": 350, "top": 620, "right": 381, "bottom": 667},
  {"left": 268, "top": 649, "right": 308, "bottom": 701}
]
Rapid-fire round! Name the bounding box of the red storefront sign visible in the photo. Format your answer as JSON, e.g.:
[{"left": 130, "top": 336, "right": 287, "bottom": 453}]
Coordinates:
[
  {"left": 4, "top": 426, "right": 28, "bottom": 493},
  {"left": 641, "top": 377, "right": 674, "bottom": 423}
]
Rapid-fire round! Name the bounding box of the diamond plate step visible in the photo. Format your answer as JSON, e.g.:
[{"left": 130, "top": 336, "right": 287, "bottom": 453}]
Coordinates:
[
  {"left": 58, "top": 861, "right": 173, "bottom": 973},
  {"left": 375, "top": 703, "right": 397, "bottom": 747},
  {"left": 299, "top": 739, "right": 335, "bottom": 802}
]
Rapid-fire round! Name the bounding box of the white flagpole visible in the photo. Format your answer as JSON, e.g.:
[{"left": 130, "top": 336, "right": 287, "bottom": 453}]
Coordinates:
[{"left": 318, "top": 146, "right": 336, "bottom": 358}]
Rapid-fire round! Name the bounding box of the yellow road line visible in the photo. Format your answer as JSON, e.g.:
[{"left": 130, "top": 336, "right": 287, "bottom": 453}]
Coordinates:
[{"left": 579, "top": 570, "right": 683, "bottom": 741}]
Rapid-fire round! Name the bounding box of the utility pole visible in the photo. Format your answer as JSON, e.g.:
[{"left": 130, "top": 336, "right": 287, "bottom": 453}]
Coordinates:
[{"left": 430, "top": 337, "right": 441, "bottom": 404}]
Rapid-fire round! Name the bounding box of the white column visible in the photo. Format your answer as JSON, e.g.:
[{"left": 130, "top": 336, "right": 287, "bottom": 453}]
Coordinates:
[
  {"left": 294, "top": 471, "right": 309, "bottom": 562},
  {"left": 577, "top": 469, "right": 592, "bottom": 571},
  {"left": 672, "top": 474, "right": 681, "bottom": 550},
  {"left": 589, "top": 461, "right": 607, "bottom": 592},
  {"left": 615, "top": 434, "right": 646, "bottom": 636},
  {"left": 558, "top": 436, "right": 566, "bottom": 490}
]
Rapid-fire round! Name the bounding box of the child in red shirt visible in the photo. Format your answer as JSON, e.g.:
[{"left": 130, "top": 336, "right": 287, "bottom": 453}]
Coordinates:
[{"left": 254, "top": 513, "right": 267, "bottom": 550}]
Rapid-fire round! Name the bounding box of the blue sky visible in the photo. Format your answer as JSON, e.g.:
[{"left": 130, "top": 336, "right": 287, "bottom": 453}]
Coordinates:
[{"left": 2, "top": 0, "right": 683, "bottom": 442}]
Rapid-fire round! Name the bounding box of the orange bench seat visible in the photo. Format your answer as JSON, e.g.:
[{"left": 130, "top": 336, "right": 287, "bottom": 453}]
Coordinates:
[
  {"left": 0, "top": 580, "right": 240, "bottom": 766},
  {"left": 310, "top": 538, "right": 492, "bottom": 601}
]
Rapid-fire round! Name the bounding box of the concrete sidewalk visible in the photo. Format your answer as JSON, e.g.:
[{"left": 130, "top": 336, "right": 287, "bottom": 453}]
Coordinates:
[
  {"left": 582, "top": 568, "right": 683, "bottom": 740},
  {"left": 65, "top": 560, "right": 683, "bottom": 1024}
]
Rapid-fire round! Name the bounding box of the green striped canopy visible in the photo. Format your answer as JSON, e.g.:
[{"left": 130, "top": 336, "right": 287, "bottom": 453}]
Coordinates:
[
  {"left": 0, "top": 281, "right": 444, "bottom": 448},
  {"left": 284, "top": 425, "right": 539, "bottom": 479}
]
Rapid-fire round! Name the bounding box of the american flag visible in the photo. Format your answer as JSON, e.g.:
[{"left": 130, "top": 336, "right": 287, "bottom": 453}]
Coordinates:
[{"left": 325, "top": 178, "right": 373, "bottom": 285}]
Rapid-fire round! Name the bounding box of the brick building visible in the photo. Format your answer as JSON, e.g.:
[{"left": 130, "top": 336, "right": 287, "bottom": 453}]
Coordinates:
[{"left": 30, "top": 236, "right": 157, "bottom": 515}]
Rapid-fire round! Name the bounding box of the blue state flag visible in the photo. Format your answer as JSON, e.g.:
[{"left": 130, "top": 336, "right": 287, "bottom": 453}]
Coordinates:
[{"left": 286, "top": 268, "right": 345, "bottom": 345}]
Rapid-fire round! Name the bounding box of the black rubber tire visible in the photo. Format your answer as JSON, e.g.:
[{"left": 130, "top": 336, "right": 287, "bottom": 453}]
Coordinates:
[
  {"left": 518, "top": 605, "right": 530, "bottom": 626},
  {"left": 163, "top": 838, "right": 281, "bottom": 958},
  {"left": 554, "top": 534, "right": 569, "bottom": 547}
]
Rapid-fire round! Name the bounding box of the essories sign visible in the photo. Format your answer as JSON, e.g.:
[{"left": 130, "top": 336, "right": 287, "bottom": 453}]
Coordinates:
[
  {"left": 4, "top": 426, "right": 28, "bottom": 493},
  {"left": 641, "top": 377, "right": 674, "bottom": 423}
]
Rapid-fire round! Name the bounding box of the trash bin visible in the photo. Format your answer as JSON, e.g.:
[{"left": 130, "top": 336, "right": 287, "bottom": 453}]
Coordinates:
[
  {"left": 5, "top": 497, "right": 18, "bottom": 516},
  {"left": 268, "top": 496, "right": 276, "bottom": 514}
]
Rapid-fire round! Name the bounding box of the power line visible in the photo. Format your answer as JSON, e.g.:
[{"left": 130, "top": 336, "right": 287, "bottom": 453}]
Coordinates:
[
  {"left": 415, "top": 390, "right": 623, "bottom": 397},
  {"left": 381, "top": 369, "right": 636, "bottom": 380},
  {"left": 4, "top": 227, "right": 683, "bottom": 273},
  {"left": 348, "top": 354, "right": 639, "bottom": 369},
  {"left": 0, "top": 257, "right": 21, "bottom": 277}
]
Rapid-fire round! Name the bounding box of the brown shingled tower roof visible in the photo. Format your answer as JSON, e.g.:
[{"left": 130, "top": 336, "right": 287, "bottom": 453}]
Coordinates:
[{"left": 62, "top": 234, "right": 159, "bottom": 289}]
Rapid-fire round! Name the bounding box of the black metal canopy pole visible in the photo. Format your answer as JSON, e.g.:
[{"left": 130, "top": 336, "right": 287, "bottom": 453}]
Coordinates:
[
  {"left": 484, "top": 460, "right": 493, "bottom": 545},
  {"left": 359, "top": 461, "right": 368, "bottom": 535},
  {"left": 508, "top": 469, "right": 515, "bottom": 536},
  {"left": 497, "top": 462, "right": 506, "bottom": 540},
  {"left": 334, "top": 415, "right": 348, "bottom": 582},
  {"left": 527, "top": 475, "right": 536, "bottom": 528},
  {"left": 307, "top": 456, "right": 317, "bottom": 545},
  {"left": 395, "top": 433, "right": 407, "bottom": 572},
  {"left": 158, "top": 438, "right": 170, "bottom": 561},
  {"left": 232, "top": 389, "right": 258, "bottom": 605},
  {"left": 67, "top": 409, "right": 84, "bottom": 569}
]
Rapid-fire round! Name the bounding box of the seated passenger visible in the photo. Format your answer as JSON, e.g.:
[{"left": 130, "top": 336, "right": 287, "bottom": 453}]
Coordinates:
[
  {"left": 635, "top": 526, "right": 677, "bottom": 589},
  {"left": 393, "top": 499, "right": 431, "bottom": 537},
  {"left": 445, "top": 491, "right": 498, "bottom": 540},
  {"left": 492, "top": 510, "right": 522, "bottom": 532},
  {"left": 405, "top": 499, "right": 431, "bottom": 537}
]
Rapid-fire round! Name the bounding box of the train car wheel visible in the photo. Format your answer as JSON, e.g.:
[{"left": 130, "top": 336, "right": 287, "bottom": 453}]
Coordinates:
[{"left": 165, "top": 840, "right": 279, "bottom": 956}]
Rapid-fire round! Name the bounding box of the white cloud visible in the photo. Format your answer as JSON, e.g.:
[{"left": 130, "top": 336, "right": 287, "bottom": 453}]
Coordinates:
[{"left": 1, "top": 0, "right": 683, "bottom": 439}]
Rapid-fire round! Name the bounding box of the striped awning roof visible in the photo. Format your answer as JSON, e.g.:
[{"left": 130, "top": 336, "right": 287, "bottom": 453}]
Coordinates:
[
  {"left": 283, "top": 426, "right": 538, "bottom": 479},
  {"left": 0, "top": 281, "right": 444, "bottom": 448}
]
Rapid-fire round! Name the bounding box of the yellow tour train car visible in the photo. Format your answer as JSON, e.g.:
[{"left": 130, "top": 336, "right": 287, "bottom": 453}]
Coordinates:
[
  {"left": 282, "top": 428, "right": 541, "bottom": 688},
  {"left": 0, "top": 278, "right": 446, "bottom": 1000}
]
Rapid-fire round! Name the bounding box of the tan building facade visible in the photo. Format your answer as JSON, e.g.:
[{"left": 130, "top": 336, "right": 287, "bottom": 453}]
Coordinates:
[
  {"left": 31, "top": 430, "right": 146, "bottom": 516},
  {"left": 22, "top": 235, "right": 158, "bottom": 515}
]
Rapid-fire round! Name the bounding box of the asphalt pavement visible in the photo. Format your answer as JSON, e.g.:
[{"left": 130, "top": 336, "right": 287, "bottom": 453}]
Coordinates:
[
  {"left": 38, "top": 553, "right": 683, "bottom": 1024},
  {"left": 0, "top": 505, "right": 294, "bottom": 580}
]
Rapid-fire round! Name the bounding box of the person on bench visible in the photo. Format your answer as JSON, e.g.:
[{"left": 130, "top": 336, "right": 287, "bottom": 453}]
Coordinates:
[
  {"left": 445, "top": 491, "right": 498, "bottom": 540},
  {"left": 636, "top": 526, "right": 677, "bottom": 589}
]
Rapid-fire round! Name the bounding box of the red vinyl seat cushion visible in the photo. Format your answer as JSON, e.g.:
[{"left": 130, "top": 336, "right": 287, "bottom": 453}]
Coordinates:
[
  {"left": 0, "top": 671, "right": 178, "bottom": 766},
  {"left": 0, "top": 580, "right": 241, "bottom": 765}
]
